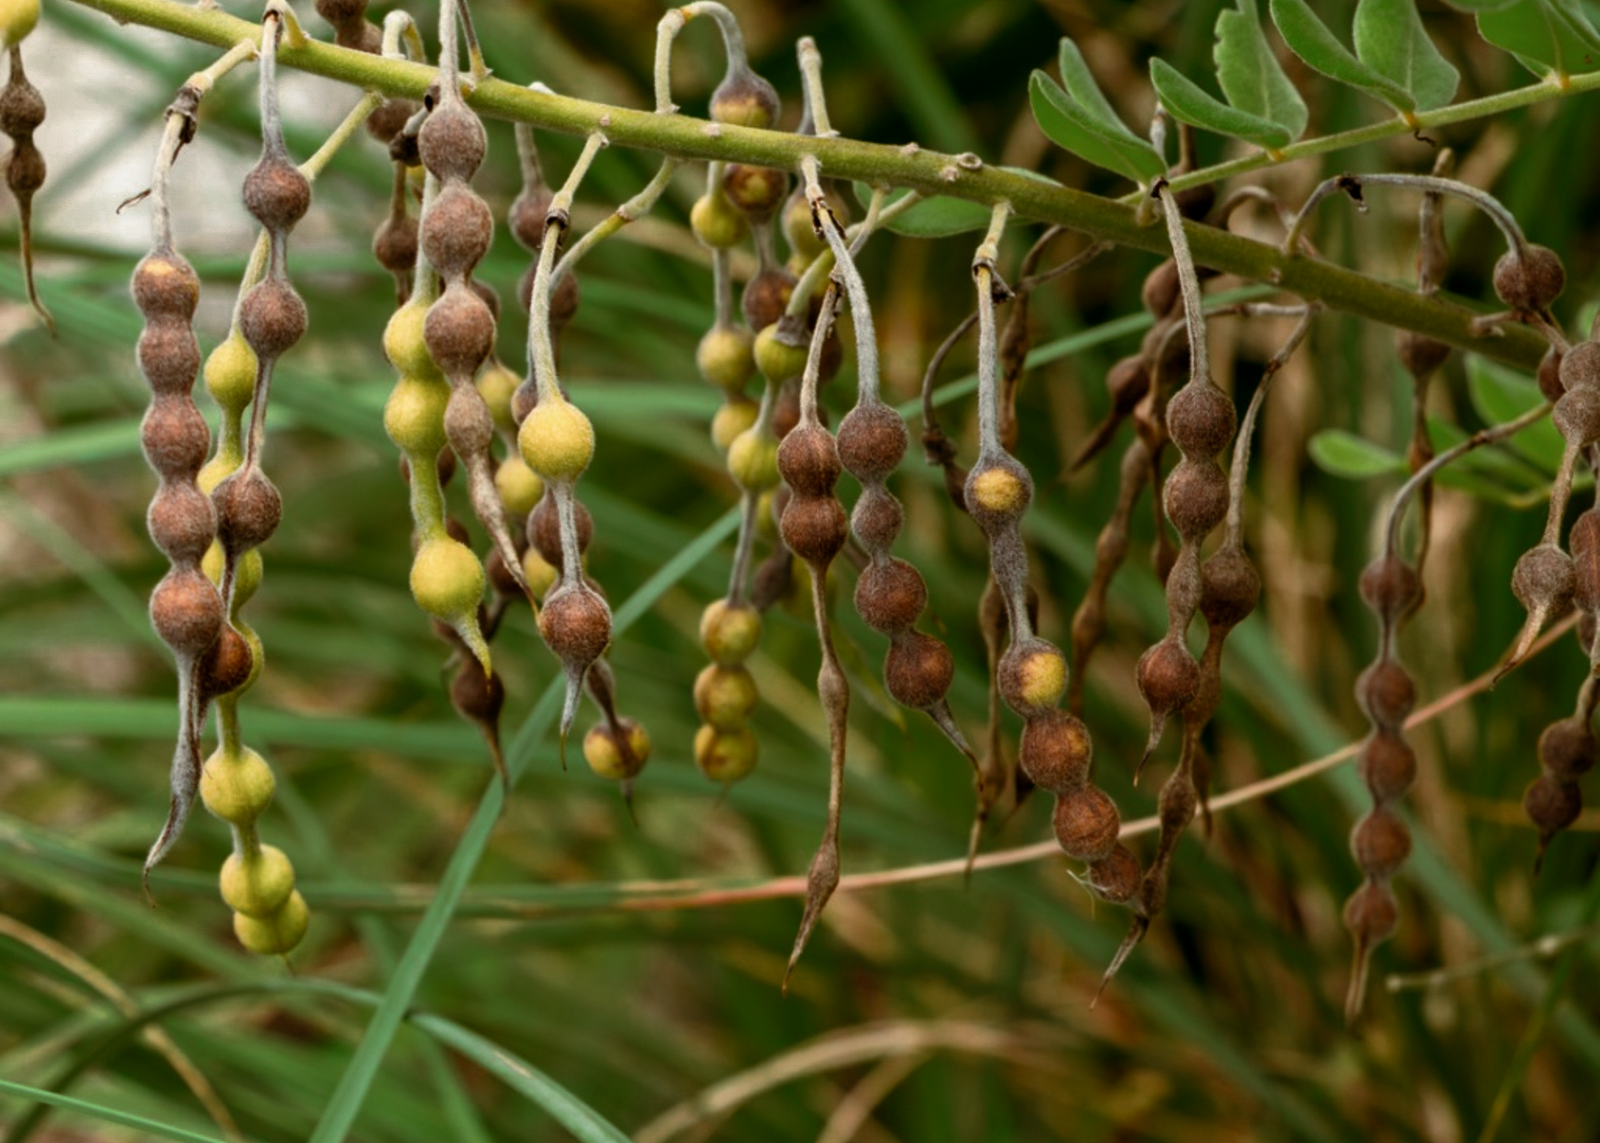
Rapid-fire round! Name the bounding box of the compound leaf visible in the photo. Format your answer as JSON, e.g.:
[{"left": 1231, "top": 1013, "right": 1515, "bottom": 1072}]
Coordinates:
[
  {"left": 1216, "top": 0, "right": 1308, "bottom": 139},
  {"left": 1149, "top": 57, "right": 1293, "bottom": 149},
  {"left": 1029, "top": 70, "right": 1166, "bottom": 184},
  {"left": 1477, "top": 0, "right": 1600, "bottom": 76},
  {"left": 1268, "top": 0, "right": 1416, "bottom": 112},
  {"left": 1353, "top": 0, "right": 1461, "bottom": 110}
]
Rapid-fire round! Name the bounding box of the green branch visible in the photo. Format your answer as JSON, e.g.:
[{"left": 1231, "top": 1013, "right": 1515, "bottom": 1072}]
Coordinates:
[{"left": 62, "top": 0, "right": 1580, "bottom": 371}]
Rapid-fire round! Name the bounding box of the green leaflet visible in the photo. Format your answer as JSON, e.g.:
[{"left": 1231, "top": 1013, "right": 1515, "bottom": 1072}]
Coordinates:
[
  {"left": 1148, "top": 57, "right": 1293, "bottom": 149},
  {"left": 1466, "top": 354, "right": 1564, "bottom": 473},
  {"left": 1353, "top": 0, "right": 1460, "bottom": 110},
  {"left": 1440, "top": 0, "right": 1527, "bottom": 11},
  {"left": 1268, "top": 0, "right": 1418, "bottom": 113},
  {"left": 1477, "top": 0, "right": 1600, "bottom": 77},
  {"left": 1056, "top": 37, "right": 1158, "bottom": 149},
  {"left": 847, "top": 184, "right": 992, "bottom": 237},
  {"left": 1029, "top": 70, "right": 1167, "bottom": 184},
  {"left": 1308, "top": 429, "right": 1405, "bottom": 478},
  {"left": 1216, "top": 0, "right": 1308, "bottom": 140}
]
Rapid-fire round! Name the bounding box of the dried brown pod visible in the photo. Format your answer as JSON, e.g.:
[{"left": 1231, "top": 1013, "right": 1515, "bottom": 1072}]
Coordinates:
[{"left": 1492, "top": 244, "right": 1564, "bottom": 311}]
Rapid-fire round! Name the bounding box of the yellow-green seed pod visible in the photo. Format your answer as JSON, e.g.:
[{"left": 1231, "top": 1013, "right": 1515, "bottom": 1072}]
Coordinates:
[
  {"left": 234, "top": 549, "right": 264, "bottom": 609},
  {"left": 384, "top": 374, "right": 450, "bottom": 457},
  {"left": 518, "top": 397, "right": 595, "bottom": 482},
  {"left": 494, "top": 456, "right": 545, "bottom": 517},
  {"left": 783, "top": 194, "right": 826, "bottom": 263},
  {"left": 476, "top": 359, "right": 520, "bottom": 435},
  {"left": 754, "top": 323, "right": 809, "bottom": 384},
  {"left": 726, "top": 426, "right": 779, "bottom": 492},
  {"left": 201, "top": 540, "right": 225, "bottom": 586},
  {"left": 204, "top": 332, "right": 258, "bottom": 416},
  {"left": 219, "top": 844, "right": 296, "bottom": 919},
  {"left": 197, "top": 455, "right": 238, "bottom": 497},
  {"left": 0, "top": 0, "right": 37, "bottom": 48},
  {"left": 694, "top": 724, "right": 758, "bottom": 783},
  {"left": 411, "top": 536, "right": 485, "bottom": 621},
  {"left": 521, "top": 548, "right": 559, "bottom": 600},
  {"left": 690, "top": 191, "right": 748, "bottom": 250},
  {"left": 785, "top": 252, "right": 813, "bottom": 280},
  {"left": 700, "top": 598, "right": 762, "bottom": 665},
  {"left": 1011, "top": 647, "right": 1068, "bottom": 711},
  {"left": 583, "top": 719, "right": 651, "bottom": 781},
  {"left": 696, "top": 326, "right": 756, "bottom": 394},
  {"left": 233, "top": 889, "right": 309, "bottom": 956},
  {"left": 382, "top": 300, "right": 441, "bottom": 380},
  {"left": 694, "top": 664, "right": 759, "bottom": 729},
  {"left": 711, "top": 397, "right": 758, "bottom": 452},
  {"left": 200, "top": 745, "right": 276, "bottom": 826}
]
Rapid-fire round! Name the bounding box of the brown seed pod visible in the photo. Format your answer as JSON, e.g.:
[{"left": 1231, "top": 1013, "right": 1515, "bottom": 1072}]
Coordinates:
[
  {"left": 1571, "top": 511, "right": 1600, "bottom": 612},
  {"left": 854, "top": 557, "right": 926, "bottom": 634},
  {"left": 1107, "top": 355, "right": 1152, "bottom": 416},
  {"left": 1538, "top": 717, "right": 1597, "bottom": 782},
  {"left": 529, "top": 493, "right": 593, "bottom": 570},
  {"left": 423, "top": 287, "right": 495, "bottom": 378},
  {"left": 1351, "top": 808, "right": 1412, "bottom": 878},
  {"left": 1343, "top": 880, "right": 1398, "bottom": 946},
  {"left": 366, "top": 97, "right": 416, "bottom": 144},
  {"left": 722, "top": 163, "right": 787, "bottom": 222},
  {"left": 6, "top": 138, "right": 43, "bottom": 197},
  {"left": 741, "top": 268, "right": 796, "bottom": 332},
  {"left": 242, "top": 155, "right": 311, "bottom": 233},
  {"left": 779, "top": 495, "right": 848, "bottom": 565},
  {"left": 997, "top": 638, "right": 1068, "bottom": 717},
  {"left": 851, "top": 487, "right": 903, "bottom": 552},
  {"left": 150, "top": 567, "right": 225, "bottom": 656},
  {"left": 418, "top": 101, "right": 487, "bottom": 183},
  {"left": 1395, "top": 330, "right": 1450, "bottom": 381},
  {"left": 1166, "top": 383, "right": 1236, "bottom": 461},
  {"left": 1162, "top": 459, "right": 1229, "bottom": 541},
  {"left": 1359, "top": 731, "right": 1417, "bottom": 802},
  {"left": 1086, "top": 843, "right": 1141, "bottom": 904},
  {"left": 421, "top": 183, "right": 494, "bottom": 279},
  {"left": 1511, "top": 543, "right": 1576, "bottom": 618},
  {"left": 1554, "top": 387, "right": 1600, "bottom": 446},
  {"left": 239, "top": 278, "right": 308, "bottom": 360},
  {"left": 141, "top": 396, "right": 210, "bottom": 478},
  {"left": 1051, "top": 785, "right": 1120, "bottom": 862},
  {"left": 835, "top": 402, "right": 908, "bottom": 484},
  {"left": 776, "top": 422, "right": 841, "bottom": 498},
  {"left": 1356, "top": 660, "right": 1415, "bottom": 732},
  {"left": 517, "top": 265, "right": 582, "bottom": 330},
  {"left": 213, "top": 469, "right": 283, "bottom": 556},
  {"left": 1359, "top": 554, "right": 1421, "bottom": 626},
  {"left": 1199, "top": 547, "right": 1261, "bottom": 631},
  {"left": 1538, "top": 348, "right": 1566, "bottom": 403},
  {"left": 1524, "top": 773, "right": 1581, "bottom": 839},
  {"left": 147, "top": 482, "right": 215, "bottom": 565},
  {"left": 132, "top": 251, "right": 201, "bottom": 321},
  {"left": 883, "top": 630, "right": 954, "bottom": 709},
  {"left": 198, "top": 625, "right": 254, "bottom": 701},
  {"left": 1136, "top": 636, "right": 1201, "bottom": 720},
  {"left": 373, "top": 210, "right": 419, "bottom": 281},
  {"left": 1141, "top": 260, "right": 1180, "bottom": 319},
  {"left": 510, "top": 186, "right": 552, "bottom": 251},
  {"left": 137, "top": 320, "right": 203, "bottom": 397},
  {"left": 1558, "top": 341, "right": 1600, "bottom": 392},
  {"left": 1018, "top": 708, "right": 1093, "bottom": 794},
  {"left": 1492, "top": 244, "right": 1565, "bottom": 311},
  {"left": 450, "top": 661, "right": 505, "bottom": 725},
  {"left": 0, "top": 67, "right": 46, "bottom": 137},
  {"left": 537, "top": 586, "right": 612, "bottom": 665}
]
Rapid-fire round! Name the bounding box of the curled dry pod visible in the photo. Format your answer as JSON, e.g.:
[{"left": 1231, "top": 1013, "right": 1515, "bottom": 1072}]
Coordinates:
[
  {"left": 1492, "top": 244, "right": 1565, "bottom": 311},
  {"left": 836, "top": 402, "right": 908, "bottom": 484},
  {"left": 584, "top": 718, "right": 651, "bottom": 780},
  {"left": 1052, "top": 785, "right": 1120, "bottom": 862},
  {"left": 1018, "top": 708, "right": 1092, "bottom": 795},
  {"left": 883, "top": 630, "right": 955, "bottom": 709},
  {"left": 997, "top": 638, "right": 1068, "bottom": 717},
  {"left": 418, "top": 101, "right": 486, "bottom": 183},
  {"left": 1356, "top": 660, "right": 1416, "bottom": 732},
  {"left": 242, "top": 155, "right": 311, "bottom": 233},
  {"left": 240, "top": 278, "right": 308, "bottom": 360},
  {"left": 1538, "top": 717, "right": 1597, "bottom": 782}
]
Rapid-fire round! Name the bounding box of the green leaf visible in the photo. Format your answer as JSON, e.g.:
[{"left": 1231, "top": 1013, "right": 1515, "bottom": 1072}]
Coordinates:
[
  {"left": 1215, "top": 0, "right": 1309, "bottom": 139},
  {"left": 1440, "top": 0, "right": 1521, "bottom": 10},
  {"left": 1028, "top": 71, "right": 1166, "bottom": 184},
  {"left": 1148, "top": 57, "right": 1293, "bottom": 149},
  {"left": 1466, "top": 355, "right": 1564, "bottom": 472},
  {"left": 1057, "top": 37, "right": 1153, "bottom": 146},
  {"left": 1353, "top": 0, "right": 1461, "bottom": 110},
  {"left": 1308, "top": 429, "right": 1406, "bottom": 478},
  {"left": 848, "top": 184, "right": 992, "bottom": 237},
  {"left": 1268, "top": 0, "right": 1418, "bottom": 112},
  {"left": 1477, "top": 0, "right": 1600, "bottom": 76}
]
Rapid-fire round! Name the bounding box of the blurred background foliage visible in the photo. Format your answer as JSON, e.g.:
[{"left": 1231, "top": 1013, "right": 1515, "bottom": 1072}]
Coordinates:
[{"left": 3, "top": 0, "right": 1600, "bottom": 1140}]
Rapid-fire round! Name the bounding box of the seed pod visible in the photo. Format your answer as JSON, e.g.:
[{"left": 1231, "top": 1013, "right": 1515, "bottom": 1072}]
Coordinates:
[
  {"left": 855, "top": 558, "right": 926, "bottom": 633},
  {"left": 710, "top": 68, "right": 779, "bottom": 129},
  {"left": 779, "top": 494, "right": 848, "bottom": 565},
  {"left": 883, "top": 631, "right": 955, "bottom": 709},
  {"left": 741, "top": 268, "right": 796, "bottom": 332},
  {"left": 213, "top": 469, "right": 282, "bottom": 557},
  {"left": 239, "top": 278, "right": 308, "bottom": 360},
  {"left": 851, "top": 488, "right": 903, "bottom": 552},
  {"left": 1052, "top": 785, "right": 1120, "bottom": 862},
  {"left": 1019, "top": 708, "right": 1093, "bottom": 794},
  {"left": 242, "top": 155, "right": 311, "bottom": 233},
  {"left": 200, "top": 745, "right": 276, "bottom": 825},
  {"left": 1359, "top": 731, "right": 1417, "bottom": 802},
  {"left": 1511, "top": 543, "right": 1576, "bottom": 623},
  {"left": 423, "top": 287, "right": 495, "bottom": 378},
  {"left": 701, "top": 599, "right": 762, "bottom": 665},
  {"left": 1356, "top": 660, "right": 1416, "bottom": 732},
  {"left": 694, "top": 724, "right": 758, "bottom": 783},
  {"left": 697, "top": 326, "right": 756, "bottom": 393},
  {"left": 1395, "top": 331, "right": 1450, "bottom": 381},
  {"left": 410, "top": 536, "right": 485, "bottom": 622},
  {"left": 233, "top": 890, "right": 309, "bottom": 956},
  {"left": 1162, "top": 459, "right": 1229, "bottom": 541},
  {"left": 422, "top": 183, "right": 494, "bottom": 281},
  {"left": 584, "top": 718, "right": 651, "bottom": 781},
  {"left": 519, "top": 398, "right": 596, "bottom": 482},
  {"left": 1524, "top": 774, "right": 1582, "bottom": 845},
  {"left": 722, "top": 163, "right": 787, "bottom": 222},
  {"left": 219, "top": 845, "right": 296, "bottom": 918},
  {"left": 835, "top": 402, "right": 908, "bottom": 484},
  {"left": 198, "top": 624, "right": 254, "bottom": 701},
  {"left": 1199, "top": 546, "right": 1261, "bottom": 631},
  {"left": 132, "top": 251, "right": 201, "bottom": 320},
  {"left": 1351, "top": 808, "right": 1412, "bottom": 878},
  {"left": 754, "top": 321, "right": 811, "bottom": 385},
  {"left": 150, "top": 567, "right": 224, "bottom": 656},
  {"left": 141, "top": 396, "right": 210, "bottom": 478},
  {"left": 1492, "top": 244, "right": 1565, "bottom": 311},
  {"left": 997, "top": 639, "right": 1069, "bottom": 717},
  {"left": 538, "top": 585, "right": 612, "bottom": 666},
  {"left": 1554, "top": 387, "right": 1600, "bottom": 446},
  {"left": 1166, "top": 383, "right": 1236, "bottom": 461},
  {"left": 418, "top": 101, "right": 486, "bottom": 184},
  {"left": 138, "top": 321, "right": 204, "bottom": 398},
  {"left": 1539, "top": 348, "right": 1566, "bottom": 403},
  {"left": 694, "top": 664, "right": 759, "bottom": 729},
  {"left": 1359, "top": 554, "right": 1421, "bottom": 627},
  {"left": 1538, "top": 717, "right": 1596, "bottom": 782},
  {"left": 1343, "top": 880, "right": 1398, "bottom": 948},
  {"left": 777, "top": 422, "right": 841, "bottom": 498},
  {"left": 1086, "top": 844, "right": 1141, "bottom": 904},
  {"left": 711, "top": 396, "right": 759, "bottom": 451},
  {"left": 964, "top": 455, "right": 1033, "bottom": 532},
  {"left": 690, "top": 190, "right": 749, "bottom": 249}
]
